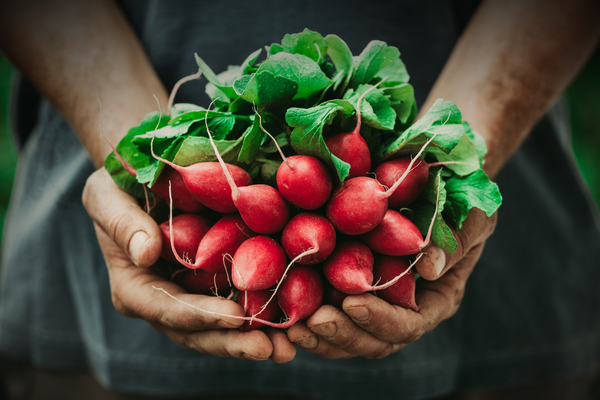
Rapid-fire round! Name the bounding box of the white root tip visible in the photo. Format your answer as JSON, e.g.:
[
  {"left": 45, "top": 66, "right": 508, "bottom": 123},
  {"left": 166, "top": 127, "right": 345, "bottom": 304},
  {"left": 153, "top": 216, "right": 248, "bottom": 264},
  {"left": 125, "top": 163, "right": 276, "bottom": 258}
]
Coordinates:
[{"left": 369, "top": 252, "right": 424, "bottom": 291}]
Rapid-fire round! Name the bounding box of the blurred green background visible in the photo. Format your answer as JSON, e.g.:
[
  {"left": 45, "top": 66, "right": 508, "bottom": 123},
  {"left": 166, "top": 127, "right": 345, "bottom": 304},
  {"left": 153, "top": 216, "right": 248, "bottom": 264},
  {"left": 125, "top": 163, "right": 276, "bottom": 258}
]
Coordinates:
[{"left": 0, "top": 49, "right": 599, "bottom": 244}]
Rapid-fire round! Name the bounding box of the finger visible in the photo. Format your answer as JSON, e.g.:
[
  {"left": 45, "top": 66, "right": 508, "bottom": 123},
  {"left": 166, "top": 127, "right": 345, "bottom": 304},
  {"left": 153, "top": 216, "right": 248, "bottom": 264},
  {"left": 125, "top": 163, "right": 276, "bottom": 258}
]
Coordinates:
[
  {"left": 345, "top": 244, "right": 485, "bottom": 344},
  {"left": 83, "top": 167, "right": 162, "bottom": 267},
  {"left": 264, "top": 328, "right": 296, "bottom": 363},
  {"left": 306, "top": 305, "right": 400, "bottom": 359},
  {"left": 96, "top": 224, "right": 245, "bottom": 331},
  {"left": 160, "top": 326, "right": 273, "bottom": 360},
  {"left": 416, "top": 208, "right": 497, "bottom": 280},
  {"left": 287, "top": 320, "right": 354, "bottom": 359}
]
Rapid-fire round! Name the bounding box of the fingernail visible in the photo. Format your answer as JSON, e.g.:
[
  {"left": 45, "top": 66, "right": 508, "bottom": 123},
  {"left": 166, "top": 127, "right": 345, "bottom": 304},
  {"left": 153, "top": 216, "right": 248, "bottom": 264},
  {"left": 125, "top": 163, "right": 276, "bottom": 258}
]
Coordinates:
[
  {"left": 428, "top": 246, "right": 446, "bottom": 277},
  {"left": 310, "top": 322, "right": 336, "bottom": 337},
  {"left": 129, "top": 231, "right": 148, "bottom": 266},
  {"left": 294, "top": 334, "right": 318, "bottom": 349},
  {"left": 345, "top": 306, "right": 370, "bottom": 322}
]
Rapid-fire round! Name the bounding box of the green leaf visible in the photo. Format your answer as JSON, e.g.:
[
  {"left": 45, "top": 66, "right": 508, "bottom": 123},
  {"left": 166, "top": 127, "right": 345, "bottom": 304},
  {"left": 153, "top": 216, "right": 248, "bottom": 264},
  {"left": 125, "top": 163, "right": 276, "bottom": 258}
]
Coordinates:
[
  {"left": 286, "top": 102, "right": 351, "bottom": 182},
  {"left": 411, "top": 169, "right": 458, "bottom": 254},
  {"left": 375, "top": 99, "right": 464, "bottom": 162},
  {"left": 170, "top": 103, "right": 204, "bottom": 118},
  {"left": 463, "top": 121, "right": 488, "bottom": 164},
  {"left": 444, "top": 169, "right": 502, "bottom": 229},
  {"left": 325, "top": 34, "right": 354, "bottom": 92},
  {"left": 256, "top": 53, "right": 333, "bottom": 101},
  {"left": 237, "top": 117, "right": 264, "bottom": 164},
  {"left": 195, "top": 53, "right": 238, "bottom": 100},
  {"left": 281, "top": 29, "right": 327, "bottom": 64},
  {"left": 260, "top": 132, "right": 289, "bottom": 153},
  {"left": 350, "top": 41, "right": 400, "bottom": 88},
  {"left": 136, "top": 138, "right": 183, "bottom": 186},
  {"left": 375, "top": 57, "right": 410, "bottom": 84},
  {"left": 426, "top": 134, "right": 481, "bottom": 176},
  {"left": 172, "top": 135, "right": 246, "bottom": 166},
  {"left": 266, "top": 43, "right": 284, "bottom": 57},
  {"left": 382, "top": 83, "right": 415, "bottom": 125},
  {"left": 234, "top": 70, "right": 298, "bottom": 109},
  {"left": 105, "top": 112, "right": 170, "bottom": 197},
  {"left": 241, "top": 48, "right": 262, "bottom": 75},
  {"left": 343, "top": 84, "right": 396, "bottom": 131}
]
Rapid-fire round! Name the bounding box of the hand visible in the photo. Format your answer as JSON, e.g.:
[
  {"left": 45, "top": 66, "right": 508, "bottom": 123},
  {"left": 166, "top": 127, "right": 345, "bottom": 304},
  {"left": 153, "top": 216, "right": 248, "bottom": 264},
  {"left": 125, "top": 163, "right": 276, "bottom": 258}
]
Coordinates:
[
  {"left": 82, "top": 168, "right": 296, "bottom": 363},
  {"left": 287, "top": 208, "right": 496, "bottom": 359}
]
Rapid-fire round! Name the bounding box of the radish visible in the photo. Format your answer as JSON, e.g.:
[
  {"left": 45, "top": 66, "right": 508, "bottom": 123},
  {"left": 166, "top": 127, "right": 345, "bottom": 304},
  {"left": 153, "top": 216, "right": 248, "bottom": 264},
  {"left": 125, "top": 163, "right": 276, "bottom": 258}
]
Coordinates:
[
  {"left": 151, "top": 148, "right": 253, "bottom": 214},
  {"left": 325, "top": 116, "right": 449, "bottom": 235},
  {"left": 372, "top": 255, "right": 418, "bottom": 312},
  {"left": 275, "top": 265, "right": 324, "bottom": 328},
  {"left": 281, "top": 213, "right": 336, "bottom": 265},
  {"left": 360, "top": 209, "right": 426, "bottom": 256},
  {"left": 374, "top": 158, "right": 429, "bottom": 209},
  {"left": 172, "top": 268, "right": 232, "bottom": 297},
  {"left": 375, "top": 157, "right": 465, "bottom": 209},
  {"left": 158, "top": 214, "right": 211, "bottom": 263},
  {"left": 325, "top": 81, "right": 385, "bottom": 179},
  {"left": 231, "top": 236, "right": 287, "bottom": 291},
  {"left": 323, "top": 280, "right": 348, "bottom": 309},
  {"left": 256, "top": 111, "right": 333, "bottom": 210},
  {"left": 323, "top": 240, "right": 374, "bottom": 295},
  {"left": 361, "top": 174, "right": 442, "bottom": 256},
  {"left": 238, "top": 290, "right": 282, "bottom": 331},
  {"left": 323, "top": 240, "right": 423, "bottom": 295},
  {"left": 167, "top": 214, "right": 255, "bottom": 274},
  {"left": 203, "top": 109, "right": 290, "bottom": 234},
  {"left": 104, "top": 137, "right": 206, "bottom": 214},
  {"left": 153, "top": 264, "right": 324, "bottom": 329}
]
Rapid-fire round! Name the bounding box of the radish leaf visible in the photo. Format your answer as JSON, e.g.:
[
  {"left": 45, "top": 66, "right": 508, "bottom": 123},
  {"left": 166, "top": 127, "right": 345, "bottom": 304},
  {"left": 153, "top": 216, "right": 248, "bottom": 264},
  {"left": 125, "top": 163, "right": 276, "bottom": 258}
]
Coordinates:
[
  {"left": 444, "top": 169, "right": 502, "bottom": 229},
  {"left": 286, "top": 102, "right": 351, "bottom": 182}
]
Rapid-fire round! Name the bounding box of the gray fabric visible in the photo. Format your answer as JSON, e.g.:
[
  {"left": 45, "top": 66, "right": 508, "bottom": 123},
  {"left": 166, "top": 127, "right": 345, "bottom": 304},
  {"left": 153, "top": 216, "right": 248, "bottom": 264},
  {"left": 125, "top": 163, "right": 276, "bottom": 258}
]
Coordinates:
[{"left": 2, "top": 1, "right": 600, "bottom": 399}]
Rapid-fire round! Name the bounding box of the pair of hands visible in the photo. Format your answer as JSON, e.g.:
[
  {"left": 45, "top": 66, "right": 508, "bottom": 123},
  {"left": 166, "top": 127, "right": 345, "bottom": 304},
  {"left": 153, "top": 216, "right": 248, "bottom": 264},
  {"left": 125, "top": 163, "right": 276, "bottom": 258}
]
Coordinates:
[{"left": 83, "top": 167, "right": 496, "bottom": 363}]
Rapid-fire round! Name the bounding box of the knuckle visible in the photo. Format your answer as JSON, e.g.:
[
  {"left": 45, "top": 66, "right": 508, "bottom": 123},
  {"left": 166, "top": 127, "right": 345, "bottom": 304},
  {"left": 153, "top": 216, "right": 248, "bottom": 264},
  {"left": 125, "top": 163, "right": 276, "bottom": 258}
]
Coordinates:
[{"left": 106, "top": 210, "right": 135, "bottom": 249}]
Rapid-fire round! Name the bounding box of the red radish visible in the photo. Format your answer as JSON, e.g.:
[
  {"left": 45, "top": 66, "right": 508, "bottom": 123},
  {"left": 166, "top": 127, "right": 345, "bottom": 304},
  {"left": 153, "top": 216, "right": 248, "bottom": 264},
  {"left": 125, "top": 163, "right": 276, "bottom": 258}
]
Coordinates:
[
  {"left": 167, "top": 213, "right": 255, "bottom": 273},
  {"left": 275, "top": 265, "right": 324, "bottom": 327},
  {"left": 276, "top": 155, "right": 332, "bottom": 210},
  {"left": 372, "top": 255, "right": 418, "bottom": 312},
  {"left": 325, "top": 80, "right": 385, "bottom": 179},
  {"left": 375, "top": 157, "right": 464, "bottom": 209},
  {"left": 323, "top": 240, "right": 423, "bottom": 295},
  {"left": 192, "top": 214, "right": 254, "bottom": 273},
  {"left": 203, "top": 109, "right": 290, "bottom": 234},
  {"left": 159, "top": 214, "right": 211, "bottom": 263},
  {"left": 360, "top": 210, "right": 425, "bottom": 256},
  {"left": 153, "top": 264, "right": 323, "bottom": 329},
  {"left": 361, "top": 174, "right": 442, "bottom": 256},
  {"left": 281, "top": 213, "right": 336, "bottom": 265},
  {"left": 231, "top": 236, "right": 287, "bottom": 291},
  {"left": 238, "top": 290, "right": 282, "bottom": 331},
  {"left": 256, "top": 111, "right": 332, "bottom": 210},
  {"left": 104, "top": 137, "right": 206, "bottom": 213},
  {"left": 375, "top": 158, "right": 429, "bottom": 209},
  {"left": 172, "top": 268, "right": 232, "bottom": 297},
  {"left": 326, "top": 176, "right": 387, "bottom": 235},
  {"left": 151, "top": 148, "right": 253, "bottom": 214},
  {"left": 323, "top": 280, "right": 348, "bottom": 309},
  {"left": 323, "top": 240, "right": 374, "bottom": 294},
  {"left": 325, "top": 115, "right": 450, "bottom": 235}
]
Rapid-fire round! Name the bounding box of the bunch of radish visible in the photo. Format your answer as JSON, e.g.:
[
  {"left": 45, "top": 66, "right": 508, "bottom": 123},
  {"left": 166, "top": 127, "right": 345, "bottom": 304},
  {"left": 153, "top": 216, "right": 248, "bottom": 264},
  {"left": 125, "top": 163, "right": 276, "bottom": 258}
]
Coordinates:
[{"left": 106, "top": 29, "right": 502, "bottom": 331}]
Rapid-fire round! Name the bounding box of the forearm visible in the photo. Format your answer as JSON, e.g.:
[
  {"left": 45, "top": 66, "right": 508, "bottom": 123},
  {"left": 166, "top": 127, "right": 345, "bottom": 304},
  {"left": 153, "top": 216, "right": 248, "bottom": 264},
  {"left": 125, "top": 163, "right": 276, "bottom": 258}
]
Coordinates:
[
  {"left": 0, "top": 0, "right": 168, "bottom": 168},
  {"left": 424, "top": 0, "right": 600, "bottom": 178}
]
